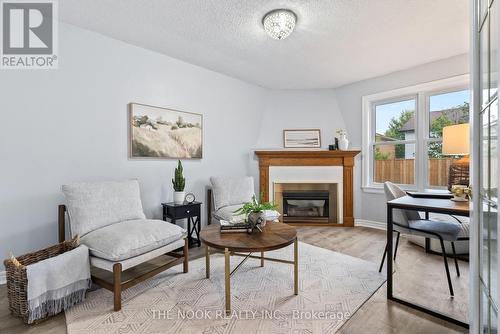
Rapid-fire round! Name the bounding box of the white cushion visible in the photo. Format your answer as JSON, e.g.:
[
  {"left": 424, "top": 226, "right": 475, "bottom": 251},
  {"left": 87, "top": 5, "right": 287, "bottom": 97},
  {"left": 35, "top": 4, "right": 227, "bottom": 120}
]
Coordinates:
[
  {"left": 81, "top": 219, "right": 185, "bottom": 261},
  {"left": 213, "top": 205, "right": 245, "bottom": 222},
  {"left": 90, "top": 238, "right": 186, "bottom": 271},
  {"left": 210, "top": 176, "right": 255, "bottom": 210},
  {"left": 62, "top": 179, "right": 146, "bottom": 237}
]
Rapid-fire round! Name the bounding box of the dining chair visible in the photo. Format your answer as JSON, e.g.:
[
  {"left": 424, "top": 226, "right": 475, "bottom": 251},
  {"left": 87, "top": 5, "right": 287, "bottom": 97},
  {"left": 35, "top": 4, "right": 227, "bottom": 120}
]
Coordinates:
[{"left": 379, "top": 181, "right": 462, "bottom": 296}]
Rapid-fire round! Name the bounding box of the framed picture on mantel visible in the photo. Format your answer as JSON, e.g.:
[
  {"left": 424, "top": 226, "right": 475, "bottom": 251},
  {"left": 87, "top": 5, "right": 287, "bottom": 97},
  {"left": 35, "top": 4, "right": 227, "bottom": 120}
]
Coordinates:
[{"left": 283, "top": 129, "right": 321, "bottom": 148}]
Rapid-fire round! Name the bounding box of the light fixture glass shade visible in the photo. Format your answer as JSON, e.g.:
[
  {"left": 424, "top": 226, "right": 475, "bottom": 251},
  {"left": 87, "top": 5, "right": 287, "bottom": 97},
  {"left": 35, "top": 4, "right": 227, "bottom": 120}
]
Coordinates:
[
  {"left": 442, "top": 123, "right": 470, "bottom": 155},
  {"left": 263, "top": 9, "right": 297, "bottom": 40}
]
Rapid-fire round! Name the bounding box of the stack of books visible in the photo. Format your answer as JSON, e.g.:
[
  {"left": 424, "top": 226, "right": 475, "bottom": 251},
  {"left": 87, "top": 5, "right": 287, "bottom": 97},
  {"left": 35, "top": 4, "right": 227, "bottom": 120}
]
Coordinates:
[{"left": 220, "top": 220, "right": 250, "bottom": 233}]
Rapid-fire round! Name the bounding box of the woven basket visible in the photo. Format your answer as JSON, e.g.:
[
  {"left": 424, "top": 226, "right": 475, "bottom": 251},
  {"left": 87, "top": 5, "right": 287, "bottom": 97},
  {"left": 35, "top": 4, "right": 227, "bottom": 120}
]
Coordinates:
[
  {"left": 447, "top": 161, "right": 470, "bottom": 191},
  {"left": 4, "top": 239, "right": 79, "bottom": 324}
]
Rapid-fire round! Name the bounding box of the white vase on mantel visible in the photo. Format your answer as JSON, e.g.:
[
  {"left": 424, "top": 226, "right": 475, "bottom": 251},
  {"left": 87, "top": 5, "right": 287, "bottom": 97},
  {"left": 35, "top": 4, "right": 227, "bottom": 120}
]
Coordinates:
[{"left": 338, "top": 134, "right": 349, "bottom": 150}]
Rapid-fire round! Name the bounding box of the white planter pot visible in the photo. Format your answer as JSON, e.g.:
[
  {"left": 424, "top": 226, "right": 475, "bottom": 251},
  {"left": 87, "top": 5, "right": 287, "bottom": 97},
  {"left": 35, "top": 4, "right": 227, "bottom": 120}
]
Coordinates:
[
  {"left": 173, "top": 191, "right": 185, "bottom": 204},
  {"left": 338, "top": 135, "right": 349, "bottom": 150},
  {"left": 248, "top": 212, "right": 266, "bottom": 225}
]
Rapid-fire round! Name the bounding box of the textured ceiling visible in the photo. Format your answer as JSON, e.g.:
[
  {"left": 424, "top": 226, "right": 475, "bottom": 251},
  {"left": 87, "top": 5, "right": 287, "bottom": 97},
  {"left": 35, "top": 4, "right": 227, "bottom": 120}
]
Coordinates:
[{"left": 59, "top": 0, "right": 469, "bottom": 89}]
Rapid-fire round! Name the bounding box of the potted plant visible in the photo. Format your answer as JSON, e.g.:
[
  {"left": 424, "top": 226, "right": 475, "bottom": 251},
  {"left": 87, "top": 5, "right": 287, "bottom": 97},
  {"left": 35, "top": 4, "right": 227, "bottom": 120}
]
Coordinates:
[
  {"left": 172, "top": 160, "right": 186, "bottom": 204},
  {"left": 234, "top": 194, "right": 277, "bottom": 227}
]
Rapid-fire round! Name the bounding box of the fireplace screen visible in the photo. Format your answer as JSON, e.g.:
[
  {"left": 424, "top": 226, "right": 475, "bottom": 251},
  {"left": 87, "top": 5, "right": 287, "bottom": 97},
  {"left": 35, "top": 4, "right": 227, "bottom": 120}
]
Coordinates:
[
  {"left": 282, "top": 191, "right": 329, "bottom": 220},
  {"left": 274, "top": 183, "right": 338, "bottom": 224}
]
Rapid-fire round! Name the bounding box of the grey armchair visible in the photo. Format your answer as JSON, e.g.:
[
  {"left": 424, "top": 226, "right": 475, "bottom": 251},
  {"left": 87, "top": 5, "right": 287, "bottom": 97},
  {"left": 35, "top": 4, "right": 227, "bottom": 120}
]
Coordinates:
[
  {"left": 59, "top": 179, "right": 188, "bottom": 311},
  {"left": 379, "top": 181, "right": 462, "bottom": 296},
  {"left": 207, "top": 176, "right": 255, "bottom": 224}
]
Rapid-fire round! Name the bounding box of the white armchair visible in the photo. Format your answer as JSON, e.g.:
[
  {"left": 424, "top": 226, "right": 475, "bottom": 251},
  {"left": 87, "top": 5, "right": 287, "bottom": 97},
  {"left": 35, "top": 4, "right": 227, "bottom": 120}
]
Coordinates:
[
  {"left": 207, "top": 176, "right": 255, "bottom": 224},
  {"left": 59, "top": 179, "right": 188, "bottom": 311}
]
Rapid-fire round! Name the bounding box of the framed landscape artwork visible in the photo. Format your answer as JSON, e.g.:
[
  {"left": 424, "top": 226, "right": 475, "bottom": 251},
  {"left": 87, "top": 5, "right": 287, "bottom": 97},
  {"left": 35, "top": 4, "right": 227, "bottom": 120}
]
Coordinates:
[
  {"left": 283, "top": 129, "right": 321, "bottom": 148},
  {"left": 129, "top": 103, "right": 203, "bottom": 159}
]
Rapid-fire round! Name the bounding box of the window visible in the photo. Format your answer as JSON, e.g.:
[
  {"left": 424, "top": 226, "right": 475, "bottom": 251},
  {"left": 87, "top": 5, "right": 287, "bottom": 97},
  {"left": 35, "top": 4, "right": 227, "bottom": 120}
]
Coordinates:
[
  {"left": 373, "top": 97, "right": 417, "bottom": 186},
  {"left": 426, "top": 90, "right": 470, "bottom": 187},
  {"left": 362, "top": 75, "right": 470, "bottom": 191}
]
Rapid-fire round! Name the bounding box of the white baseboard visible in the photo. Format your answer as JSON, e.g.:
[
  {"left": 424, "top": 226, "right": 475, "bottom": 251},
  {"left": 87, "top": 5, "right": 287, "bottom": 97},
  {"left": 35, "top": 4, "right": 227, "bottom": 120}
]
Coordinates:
[
  {"left": 0, "top": 271, "right": 5, "bottom": 285},
  {"left": 355, "top": 219, "right": 386, "bottom": 230}
]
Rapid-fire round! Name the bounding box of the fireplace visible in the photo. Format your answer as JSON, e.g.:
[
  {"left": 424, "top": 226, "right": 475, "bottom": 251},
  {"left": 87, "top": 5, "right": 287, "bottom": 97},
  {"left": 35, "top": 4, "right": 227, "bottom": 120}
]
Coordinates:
[
  {"left": 274, "top": 183, "right": 338, "bottom": 224},
  {"left": 255, "top": 150, "right": 360, "bottom": 226},
  {"left": 283, "top": 191, "right": 329, "bottom": 223}
]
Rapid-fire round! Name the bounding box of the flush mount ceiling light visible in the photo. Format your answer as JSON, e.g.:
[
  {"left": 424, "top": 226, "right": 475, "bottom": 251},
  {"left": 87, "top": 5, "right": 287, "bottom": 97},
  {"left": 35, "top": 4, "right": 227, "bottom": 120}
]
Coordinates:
[{"left": 262, "top": 9, "right": 297, "bottom": 40}]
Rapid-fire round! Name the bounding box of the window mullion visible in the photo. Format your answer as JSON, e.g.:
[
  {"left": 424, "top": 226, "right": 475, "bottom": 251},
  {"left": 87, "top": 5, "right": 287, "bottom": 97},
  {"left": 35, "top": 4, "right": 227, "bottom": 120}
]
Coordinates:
[{"left": 415, "top": 92, "right": 426, "bottom": 191}]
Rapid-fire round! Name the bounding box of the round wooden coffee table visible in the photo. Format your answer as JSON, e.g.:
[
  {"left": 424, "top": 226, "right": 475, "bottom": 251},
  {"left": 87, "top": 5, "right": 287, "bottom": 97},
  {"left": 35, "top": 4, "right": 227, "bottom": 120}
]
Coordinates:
[{"left": 200, "top": 222, "right": 298, "bottom": 314}]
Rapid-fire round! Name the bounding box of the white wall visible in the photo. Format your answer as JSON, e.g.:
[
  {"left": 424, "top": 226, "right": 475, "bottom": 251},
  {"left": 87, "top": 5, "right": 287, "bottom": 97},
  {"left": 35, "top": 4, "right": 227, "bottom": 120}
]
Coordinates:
[
  {"left": 255, "top": 89, "right": 346, "bottom": 149},
  {"left": 0, "top": 23, "right": 266, "bottom": 269},
  {"left": 334, "top": 54, "right": 469, "bottom": 223},
  {"left": 252, "top": 89, "right": 348, "bottom": 218}
]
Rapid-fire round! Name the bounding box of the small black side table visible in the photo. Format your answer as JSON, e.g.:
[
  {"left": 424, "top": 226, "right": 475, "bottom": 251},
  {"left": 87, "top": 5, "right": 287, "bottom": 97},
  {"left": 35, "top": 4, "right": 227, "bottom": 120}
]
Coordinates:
[{"left": 161, "top": 202, "right": 202, "bottom": 247}]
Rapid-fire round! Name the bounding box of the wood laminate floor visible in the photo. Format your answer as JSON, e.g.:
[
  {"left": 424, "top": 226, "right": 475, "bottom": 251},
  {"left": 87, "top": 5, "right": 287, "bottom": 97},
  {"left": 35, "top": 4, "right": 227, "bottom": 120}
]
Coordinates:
[{"left": 0, "top": 226, "right": 468, "bottom": 334}]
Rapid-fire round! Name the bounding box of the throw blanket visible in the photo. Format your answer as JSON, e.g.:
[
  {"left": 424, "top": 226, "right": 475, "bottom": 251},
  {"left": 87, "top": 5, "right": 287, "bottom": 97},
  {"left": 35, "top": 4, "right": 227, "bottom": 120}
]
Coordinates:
[{"left": 26, "top": 245, "right": 91, "bottom": 323}]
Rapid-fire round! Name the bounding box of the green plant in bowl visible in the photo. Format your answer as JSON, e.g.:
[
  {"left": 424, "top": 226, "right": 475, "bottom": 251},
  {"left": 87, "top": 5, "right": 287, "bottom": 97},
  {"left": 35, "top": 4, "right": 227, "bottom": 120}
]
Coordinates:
[{"left": 234, "top": 193, "right": 277, "bottom": 228}]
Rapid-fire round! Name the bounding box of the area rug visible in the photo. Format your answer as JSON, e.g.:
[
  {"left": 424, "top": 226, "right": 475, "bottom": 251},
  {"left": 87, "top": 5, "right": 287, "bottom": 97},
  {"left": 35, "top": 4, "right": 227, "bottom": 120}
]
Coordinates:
[{"left": 65, "top": 242, "right": 385, "bottom": 334}]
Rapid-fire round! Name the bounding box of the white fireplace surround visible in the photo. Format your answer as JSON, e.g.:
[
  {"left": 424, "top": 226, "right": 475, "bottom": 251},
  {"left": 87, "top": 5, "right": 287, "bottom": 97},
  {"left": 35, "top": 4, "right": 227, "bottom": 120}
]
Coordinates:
[{"left": 268, "top": 166, "right": 344, "bottom": 224}]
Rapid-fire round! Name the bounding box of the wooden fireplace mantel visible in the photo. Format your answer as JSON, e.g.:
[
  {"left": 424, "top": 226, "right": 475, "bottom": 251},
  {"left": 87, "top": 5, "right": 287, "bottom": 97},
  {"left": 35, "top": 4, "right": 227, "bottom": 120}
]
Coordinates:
[{"left": 254, "top": 150, "right": 361, "bottom": 227}]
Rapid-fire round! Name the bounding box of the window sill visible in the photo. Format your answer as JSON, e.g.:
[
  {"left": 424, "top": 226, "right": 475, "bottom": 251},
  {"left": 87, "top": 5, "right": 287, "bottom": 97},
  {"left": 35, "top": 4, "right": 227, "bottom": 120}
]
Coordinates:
[
  {"left": 362, "top": 185, "right": 418, "bottom": 194},
  {"left": 361, "top": 186, "right": 384, "bottom": 194}
]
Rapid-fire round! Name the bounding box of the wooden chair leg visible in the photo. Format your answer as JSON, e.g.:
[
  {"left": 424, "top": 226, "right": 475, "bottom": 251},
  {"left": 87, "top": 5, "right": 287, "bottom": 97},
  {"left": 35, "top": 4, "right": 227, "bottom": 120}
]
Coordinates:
[
  {"left": 113, "top": 263, "right": 122, "bottom": 311},
  {"left": 183, "top": 238, "right": 189, "bottom": 273}
]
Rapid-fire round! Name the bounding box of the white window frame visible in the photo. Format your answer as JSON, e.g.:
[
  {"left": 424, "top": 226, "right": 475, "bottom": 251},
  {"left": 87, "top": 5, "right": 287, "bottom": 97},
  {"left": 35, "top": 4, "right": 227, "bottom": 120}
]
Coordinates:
[{"left": 362, "top": 74, "right": 470, "bottom": 193}]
